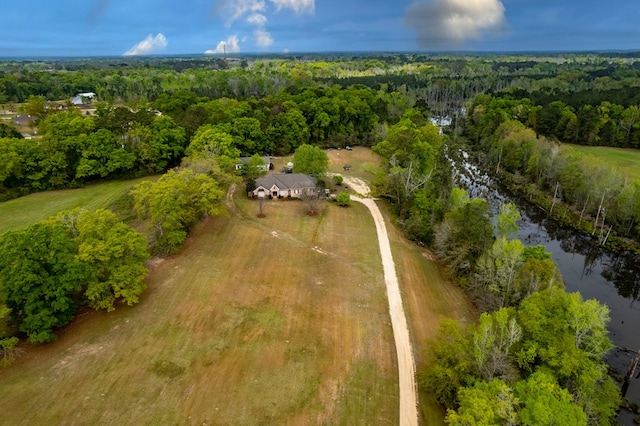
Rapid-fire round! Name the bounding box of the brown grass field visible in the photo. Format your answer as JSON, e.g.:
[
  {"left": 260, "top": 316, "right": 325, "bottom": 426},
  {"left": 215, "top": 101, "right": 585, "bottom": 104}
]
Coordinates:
[
  {"left": 0, "top": 147, "right": 475, "bottom": 425},
  {"left": 271, "top": 146, "right": 380, "bottom": 183},
  {"left": 380, "top": 204, "right": 476, "bottom": 424}
]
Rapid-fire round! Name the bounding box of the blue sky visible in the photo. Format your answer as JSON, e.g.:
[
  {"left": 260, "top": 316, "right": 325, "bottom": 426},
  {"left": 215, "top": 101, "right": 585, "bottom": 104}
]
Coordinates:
[{"left": 1, "top": 0, "right": 639, "bottom": 56}]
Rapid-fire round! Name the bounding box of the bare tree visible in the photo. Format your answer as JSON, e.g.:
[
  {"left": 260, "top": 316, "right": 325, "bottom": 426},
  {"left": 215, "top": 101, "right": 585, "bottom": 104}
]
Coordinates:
[
  {"left": 257, "top": 196, "right": 266, "bottom": 218},
  {"left": 299, "top": 187, "right": 322, "bottom": 215}
]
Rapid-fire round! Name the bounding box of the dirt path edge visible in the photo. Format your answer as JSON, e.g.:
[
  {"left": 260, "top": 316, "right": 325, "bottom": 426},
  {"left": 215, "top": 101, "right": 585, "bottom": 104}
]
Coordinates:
[{"left": 351, "top": 195, "right": 419, "bottom": 426}]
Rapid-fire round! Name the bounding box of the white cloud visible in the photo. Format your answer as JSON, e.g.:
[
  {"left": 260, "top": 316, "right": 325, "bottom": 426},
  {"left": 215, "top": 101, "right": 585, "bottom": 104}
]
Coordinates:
[
  {"left": 223, "top": 0, "right": 266, "bottom": 26},
  {"left": 123, "top": 33, "right": 167, "bottom": 56},
  {"left": 247, "top": 13, "right": 267, "bottom": 26},
  {"left": 205, "top": 35, "right": 241, "bottom": 54},
  {"left": 404, "top": 0, "right": 505, "bottom": 48},
  {"left": 254, "top": 28, "right": 274, "bottom": 47},
  {"left": 269, "top": 0, "right": 314, "bottom": 14},
  {"left": 215, "top": 0, "right": 315, "bottom": 49}
]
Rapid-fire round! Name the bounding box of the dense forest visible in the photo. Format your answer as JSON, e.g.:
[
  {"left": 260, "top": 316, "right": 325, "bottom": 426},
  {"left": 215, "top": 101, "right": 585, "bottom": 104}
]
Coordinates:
[
  {"left": 2, "top": 52, "right": 640, "bottom": 424},
  {"left": 463, "top": 93, "right": 640, "bottom": 254}
]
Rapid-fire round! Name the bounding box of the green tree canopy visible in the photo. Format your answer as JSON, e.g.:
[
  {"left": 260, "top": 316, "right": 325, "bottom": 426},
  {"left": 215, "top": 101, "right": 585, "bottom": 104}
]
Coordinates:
[
  {"left": 0, "top": 223, "right": 89, "bottom": 342},
  {"left": 336, "top": 191, "right": 350, "bottom": 206},
  {"left": 185, "top": 124, "right": 240, "bottom": 174},
  {"left": 435, "top": 198, "right": 494, "bottom": 274},
  {"left": 267, "top": 107, "right": 309, "bottom": 155},
  {"left": 57, "top": 209, "right": 149, "bottom": 311},
  {"left": 292, "top": 144, "right": 328, "bottom": 176},
  {"left": 514, "top": 371, "right": 587, "bottom": 426},
  {"left": 445, "top": 379, "right": 518, "bottom": 426},
  {"left": 76, "top": 129, "right": 136, "bottom": 179},
  {"left": 497, "top": 202, "right": 521, "bottom": 239},
  {"left": 242, "top": 154, "right": 267, "bottom": 179},
  {"left": 0, "top": 123, "right": 23, "bottom": 139},
  {"left": 186, "top": 124, "right": 240, "bottom": 160},
  {"left": 131, "top": 169, "right": 225, "bottom": 255}
]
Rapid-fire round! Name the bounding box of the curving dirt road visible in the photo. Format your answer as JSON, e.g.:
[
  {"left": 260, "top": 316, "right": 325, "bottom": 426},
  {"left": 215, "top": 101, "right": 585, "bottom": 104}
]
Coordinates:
[{"left": 347, "top": 178, "right": 418, "bottom": 426}]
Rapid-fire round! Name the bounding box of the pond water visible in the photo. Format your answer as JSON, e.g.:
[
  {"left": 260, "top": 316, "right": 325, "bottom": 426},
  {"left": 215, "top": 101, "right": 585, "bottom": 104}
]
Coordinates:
[{"left": 456, "top": 151, "right": 640, "bottom": 424}]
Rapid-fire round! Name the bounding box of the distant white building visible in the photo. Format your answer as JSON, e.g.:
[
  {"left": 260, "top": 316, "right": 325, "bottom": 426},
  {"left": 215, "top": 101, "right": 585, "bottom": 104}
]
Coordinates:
[
  {"left": 71, "top": 92, "right": 96, "bottom": 106},
  {"left": 234, "top": 156, "right": 271, "bottom": 172}
]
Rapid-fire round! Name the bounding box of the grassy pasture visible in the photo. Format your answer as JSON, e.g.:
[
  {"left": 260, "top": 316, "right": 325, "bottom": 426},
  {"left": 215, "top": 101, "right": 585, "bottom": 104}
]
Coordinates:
[
  {"left": 378, "top": 203, "right": 476, "bottom": 424},
  {"left": 0, "top": 185, "right": 399, "bottom": 425},
  {"left": 0, "top": 146, "right": 475, "bottom": 425},
  {"left": 564, "top": 144, "right": 640, "bottom": 181},
  {"left": 325, "top": 146, "right": 380, "bottom": 181},
  {"left": 270, "top": 146, "right": 380, "bottom": 183},
  {"left": 0, "top": 176, "right": 157, "bottom": 235}
]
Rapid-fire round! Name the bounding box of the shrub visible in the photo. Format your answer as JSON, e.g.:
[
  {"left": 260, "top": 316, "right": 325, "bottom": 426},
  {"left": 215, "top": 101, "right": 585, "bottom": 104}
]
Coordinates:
[{"left": 336, "top": 192, "right": 350, "bottom": 206}]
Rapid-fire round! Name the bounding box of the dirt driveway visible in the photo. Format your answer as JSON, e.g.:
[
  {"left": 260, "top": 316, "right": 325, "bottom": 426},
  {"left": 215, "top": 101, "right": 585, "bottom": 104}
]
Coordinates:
[{"left": 346, "top": 177, "right": 418, "bottom": 426}]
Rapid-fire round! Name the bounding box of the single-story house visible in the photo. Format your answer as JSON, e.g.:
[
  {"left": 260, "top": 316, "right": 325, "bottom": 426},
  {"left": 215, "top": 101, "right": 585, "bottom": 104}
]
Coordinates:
[
  {"left": 252, "top": 173, "right": 317, "bottom": 199},
  {"left": 235, "top": 156, "right": 272, "bottom": 172}
]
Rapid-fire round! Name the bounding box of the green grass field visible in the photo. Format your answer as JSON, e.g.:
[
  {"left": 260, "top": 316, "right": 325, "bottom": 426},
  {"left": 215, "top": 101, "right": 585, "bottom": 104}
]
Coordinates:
[
  {"left": 0, "top": 186, "right": 401, "bottom": 425},
  {"left": 271, "top": 146, "right": 380, "bottom": 183},
  {"left": 0, "top": 150, "right": 475, "bottom": 424},
  {"left": 0, "top": 176, "right": 157, "bottom": 235},
  {"left": 564, "top": 144, "right": 640, "bottom": 181}
]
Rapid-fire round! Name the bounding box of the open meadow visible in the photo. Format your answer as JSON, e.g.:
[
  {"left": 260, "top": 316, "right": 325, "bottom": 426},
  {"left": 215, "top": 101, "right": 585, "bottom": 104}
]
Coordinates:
[
  {"left": 0, "top": 176, "right": 157, "bottom": 235},
  {"left": 0, "top": 148, "right": 475, "bottom": 425},
  {"left": 0, "top": 184, "right": 399, "bottom": 424},
  {"left": 271, "top": 146, "right": 379, "bottom": 183},
  {"left": 564, "top": 144, "right": 640, "bottom": 181}
]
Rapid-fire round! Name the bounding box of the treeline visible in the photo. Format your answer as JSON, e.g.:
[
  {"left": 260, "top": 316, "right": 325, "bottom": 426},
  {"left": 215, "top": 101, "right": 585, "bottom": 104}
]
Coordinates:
[
  {"left": 3, "top": 84, "right": 399, "bottom": 201},
  {"left": 485, "top": 89, "right": 640, "bottom": 148},
  {"left": 0, "top": 209, "right": 148, "bottom": 345},
  {"left": 465, "top": 94, "right": 640, "bottom": 252},
  {"left": 0, "top": 66, "right": 301, "bottom": 103},
  {"left": 370, "top": 111, "right": 620, "bottom": 425},
  {"left": 432, "top": 196, "right": 618, "bottom": 424},
  {"left": 152, "top": 84, "right": 384, "bottom": 151},
  {"left": 0, "top": 145, "right": 232, "bottom": 355},
  {"left": 371, "top": 109, "right": 452, "bottom": 244},
  {"left": 0, "top": 106, "right": 187, "bottom": 200},
  {"left": 426, "top": 197, "right": 619, "bottom": 424},
  {"left": 4, "top": 52, "right": 640, "bottom": 106}
]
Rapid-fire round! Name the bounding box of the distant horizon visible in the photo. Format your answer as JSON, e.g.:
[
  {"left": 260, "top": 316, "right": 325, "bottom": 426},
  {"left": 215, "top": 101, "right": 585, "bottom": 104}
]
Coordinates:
[{"left": 3, "top": 48, "right": 640, "bottom": 62}]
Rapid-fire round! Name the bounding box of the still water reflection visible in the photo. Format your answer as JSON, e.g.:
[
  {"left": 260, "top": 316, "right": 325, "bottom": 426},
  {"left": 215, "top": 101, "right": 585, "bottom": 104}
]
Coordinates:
[{"left": 456, "top": 151, "right": 640, "bottom": 423}]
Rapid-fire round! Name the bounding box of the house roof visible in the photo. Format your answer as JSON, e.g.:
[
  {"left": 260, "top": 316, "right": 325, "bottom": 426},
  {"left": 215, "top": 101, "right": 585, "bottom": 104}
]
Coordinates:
[
  {"left": 11, "top": 115, "right": 34, "bottom": 125},
  {"left": 238, "top": 156, "right": 270, "bottom": 165},
  {"left": 255, "top": 173, "right": 317, "bottom": 190}
]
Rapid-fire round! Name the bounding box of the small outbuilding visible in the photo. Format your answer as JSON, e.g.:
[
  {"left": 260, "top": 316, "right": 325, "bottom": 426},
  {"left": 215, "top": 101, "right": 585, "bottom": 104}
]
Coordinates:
[
  {"left": 70, "top": 92, "right": 96, "bottom": 106},
  {"left": 234, "top": 156, "right": 272, "bottom": 172}
]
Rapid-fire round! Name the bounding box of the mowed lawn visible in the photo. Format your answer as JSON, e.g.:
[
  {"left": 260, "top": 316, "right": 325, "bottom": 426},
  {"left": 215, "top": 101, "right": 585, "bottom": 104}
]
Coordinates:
[
  {"left": 564, "top": 144, "right": 640, "bottom": 181},
  {"left": 271, "top": 146, "right": 380, "bottom": 182},
  {"left": 0, "top": 176, "right": 158, "bottom": 235},
  {"left": 0, "top": 185, "right": 399, "bottom": 425},
  {"left": 0, "top": 147, "right": 475, "bottom": 425}
]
